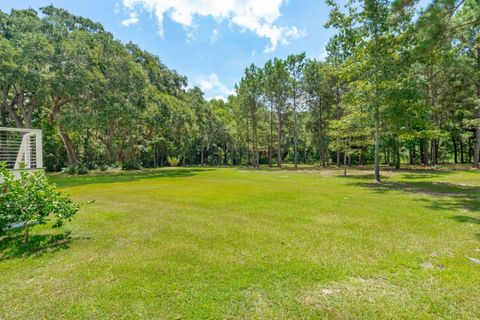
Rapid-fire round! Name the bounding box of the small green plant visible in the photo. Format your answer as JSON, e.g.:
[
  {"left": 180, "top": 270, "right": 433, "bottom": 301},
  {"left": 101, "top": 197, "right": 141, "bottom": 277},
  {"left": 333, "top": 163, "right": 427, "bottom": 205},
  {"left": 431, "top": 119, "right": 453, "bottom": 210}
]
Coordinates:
[
  {"left": 122, "top": 160, "right": 141, "bottom": 171},
  {"left": 167, "top": 156, "right": 180, "bottom": 167},
  {"left": 0, "top": 165, "right": 80, "bottom": 243}
]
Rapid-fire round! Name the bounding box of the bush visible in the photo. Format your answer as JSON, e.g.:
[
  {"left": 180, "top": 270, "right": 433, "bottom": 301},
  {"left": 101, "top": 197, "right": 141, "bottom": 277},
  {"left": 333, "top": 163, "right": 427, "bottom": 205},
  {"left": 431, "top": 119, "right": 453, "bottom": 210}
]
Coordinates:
[
  {"left": 122, "top": 160, "right": 141, "bottom": 171},
  {"left": 62, "top": 166, "right": 76, "bottom": 175},
  {"left": 0, "top": 165, "right": 80, "bottom": 243},
  {"left": 167, "top": 156, "right": 180, "bottom": 167},
  {"left": 76, "top": 164, "right": 89, "bottom": 175},
  {"left": 62, "top": 164, "right": 89, "bottom": 175}
]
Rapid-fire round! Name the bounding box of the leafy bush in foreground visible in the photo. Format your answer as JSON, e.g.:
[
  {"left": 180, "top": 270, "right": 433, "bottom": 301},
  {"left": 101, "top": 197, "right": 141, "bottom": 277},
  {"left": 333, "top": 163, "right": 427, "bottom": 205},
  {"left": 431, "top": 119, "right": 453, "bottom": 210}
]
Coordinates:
[{"left": 0, "top": 165, "right": 80, "bottom": 243}]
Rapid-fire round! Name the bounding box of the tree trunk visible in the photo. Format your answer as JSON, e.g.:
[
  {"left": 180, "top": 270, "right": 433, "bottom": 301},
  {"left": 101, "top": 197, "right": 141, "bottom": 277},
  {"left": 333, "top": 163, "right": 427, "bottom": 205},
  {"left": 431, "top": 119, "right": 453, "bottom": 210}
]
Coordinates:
[
  {"left": 319, "top": 128, "right": 324, "bottom": 167},
  {"left": 276, "top": 109, "right": 282, "bottom": 168},
  {"left": 23, "top": 222, "right": 30, "bottom": 244},
  {"left": 246, "top": 118, "right": 251, "bottom": 166},
  {"left": 374, "top": 109, "right": 381, "bottom": 183},
  {"left": 2, "top": 89, "right": 23, "bottom": 128},
  {"left": 58, "top": 125, "right": 79, "bottom": 166},
  {"left": 395, "top": 135, "right": 400, "bottom": 169},
  {"left": 422, "top": 140, "right": 429, "bottom": 166},
  {"left": 474, "top": 48, "right": 480, "bottom": 168},
  {"left": 473, "top": 47, "right": 480, "bottom": 168},
  {"left": 293, "top": 94, "right": 299, "bottom": 169},
  {"left": 460, "top": 137, "right": 465, "bottom": 163},
  {"left": 336, "top": 86, "right": 341, "bottom": 168},
  {"left": 452, "top": 135, "right": 458, "bottom": 164},
  {"left": 268, "top": 104, "right": 273, "bottom": 167},
  {"left": 224, "top": 143, "right": 228, "bottom": 165},
  {"left": 49, "top": 97, "right": 79, "bottom": 166},
  {"left": 252, "top": 105, "right": 259, "bottom": 169},
  {"left": 431, "top": 139, "right": 436, "bottom": 165}
]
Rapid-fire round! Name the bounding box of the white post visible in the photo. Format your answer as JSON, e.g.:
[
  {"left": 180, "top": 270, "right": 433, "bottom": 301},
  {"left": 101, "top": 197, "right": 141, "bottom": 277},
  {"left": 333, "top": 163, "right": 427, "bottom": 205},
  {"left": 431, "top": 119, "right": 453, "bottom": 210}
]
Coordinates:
[
  {"left": 36, "top": 131, "right": 43, "bottom": 169},
  {"left": 13, "top": 132, "right": 36, "bottom": 169},
  {"left": 14, "top": 135, "right": 26, "bottom": 170},
  {"left": 1, "top": 127, "right": 42, "bottom": 170},
  {"left": 24, "top": 134, "right": 31, "bottom": 169}
]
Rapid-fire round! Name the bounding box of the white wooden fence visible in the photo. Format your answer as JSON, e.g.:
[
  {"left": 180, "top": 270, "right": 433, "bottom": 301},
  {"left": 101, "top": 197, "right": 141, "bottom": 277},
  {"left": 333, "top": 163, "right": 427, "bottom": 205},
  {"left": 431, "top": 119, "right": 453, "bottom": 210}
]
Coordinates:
[{"left": 0, "top": 127, "right": 43, "bottom": 170}]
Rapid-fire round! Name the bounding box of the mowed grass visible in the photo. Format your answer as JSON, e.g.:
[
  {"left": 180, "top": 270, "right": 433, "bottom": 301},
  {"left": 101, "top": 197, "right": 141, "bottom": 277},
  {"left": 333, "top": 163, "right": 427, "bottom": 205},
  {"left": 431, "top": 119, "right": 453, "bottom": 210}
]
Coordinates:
[{"left": 1, "top": 167, "right": 480, "bottom": 319}]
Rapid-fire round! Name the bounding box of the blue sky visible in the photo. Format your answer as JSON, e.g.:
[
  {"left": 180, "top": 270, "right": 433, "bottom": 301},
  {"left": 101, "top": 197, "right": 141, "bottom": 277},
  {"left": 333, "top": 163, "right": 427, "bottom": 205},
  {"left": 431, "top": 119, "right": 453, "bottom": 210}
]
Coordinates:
[{"left": 0, "top": 0, "right": 345, "bottom": 100}]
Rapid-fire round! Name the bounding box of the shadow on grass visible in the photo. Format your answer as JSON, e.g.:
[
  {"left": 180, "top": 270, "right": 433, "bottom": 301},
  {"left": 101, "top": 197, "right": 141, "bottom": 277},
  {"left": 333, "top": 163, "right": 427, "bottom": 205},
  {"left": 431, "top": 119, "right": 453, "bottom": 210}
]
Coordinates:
[
  {"left": 350, "top": 179, "right": 480, "bottom": 213},
  {"left": 452, "top": 215, "right": 480, "bottom": 224},
  {"left": 339, "top": 173, "right": 381, "bottom": 180},
  {"left": 347, "top": 175, "right": 480, "bottom": 237},
  {"left": 399, "top": 171, "right": 454, "bottom": 180},
  {"left": 51, "top": 168, "right": 215, "bottom": 188},
  {"left": 0, "top": 231, "right": 72, "bottom": 262}
]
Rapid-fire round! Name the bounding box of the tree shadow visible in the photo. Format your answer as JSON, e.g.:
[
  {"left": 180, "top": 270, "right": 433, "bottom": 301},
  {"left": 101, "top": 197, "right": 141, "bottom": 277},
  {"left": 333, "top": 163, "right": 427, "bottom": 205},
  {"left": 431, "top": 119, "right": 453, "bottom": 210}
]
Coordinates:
[
  {"left": 451, "top": 215, "right": 480, "bottom": 224},
  {"left": 351, "top": 180, "right": 480, "bottom": 213},
  {"left": 50, "top": 168, "right": 214, "bottom": 188},
  {"left": 338, "top": 173, "right": 383, "bottom": 180},
  {"left": 400, "top": 171, "right": 453, "bottom": 180},
  {"left": 348, "top": 176, "right": 480, "bottom": 233},
  {"left": 0, "top": 231, "right": 73, "bottom": 262}
]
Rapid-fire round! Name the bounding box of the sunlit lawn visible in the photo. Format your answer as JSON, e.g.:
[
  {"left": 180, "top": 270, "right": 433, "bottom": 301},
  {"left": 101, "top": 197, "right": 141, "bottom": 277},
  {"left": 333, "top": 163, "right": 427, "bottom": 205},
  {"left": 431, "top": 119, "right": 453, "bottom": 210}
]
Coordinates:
[{"left": 1, "top": 166, "right": 479, "bottom": 319}]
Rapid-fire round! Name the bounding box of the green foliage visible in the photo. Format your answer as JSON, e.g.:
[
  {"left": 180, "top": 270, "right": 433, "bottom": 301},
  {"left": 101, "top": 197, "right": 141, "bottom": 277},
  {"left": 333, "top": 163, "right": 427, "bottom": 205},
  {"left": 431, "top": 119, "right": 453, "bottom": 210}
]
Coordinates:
[
  {"left": 0, "top": 1, "right": 478, "bottom": 173},
  {"left": 167, "top": 156, "right": 180, "bottom": 167},
  {"left": 0, "top": 165, "right": 79, "bottom": 242},
  {"left": 121, "top": 160, "right": 141, "bottom": 171},
  {"left": 62, "top": 164, "right": 89, "bottom": 175},
  {"left": 2, "top": 168, "right": 480, "bottom": 318}
]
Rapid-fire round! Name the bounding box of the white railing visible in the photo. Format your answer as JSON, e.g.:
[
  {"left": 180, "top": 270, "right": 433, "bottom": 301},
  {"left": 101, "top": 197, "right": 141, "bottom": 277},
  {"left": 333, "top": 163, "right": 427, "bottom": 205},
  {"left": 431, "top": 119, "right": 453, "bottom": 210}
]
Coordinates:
[{"left": 0, "top": 127, "right": 43, "bottom": 170}]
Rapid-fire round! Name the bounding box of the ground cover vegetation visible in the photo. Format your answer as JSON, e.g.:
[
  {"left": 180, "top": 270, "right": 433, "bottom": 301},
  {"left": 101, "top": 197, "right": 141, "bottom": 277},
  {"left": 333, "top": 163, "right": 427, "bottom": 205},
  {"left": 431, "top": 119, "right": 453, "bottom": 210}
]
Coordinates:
[{"left": 0, "top": 167, "right": 479, "bottom": 319}]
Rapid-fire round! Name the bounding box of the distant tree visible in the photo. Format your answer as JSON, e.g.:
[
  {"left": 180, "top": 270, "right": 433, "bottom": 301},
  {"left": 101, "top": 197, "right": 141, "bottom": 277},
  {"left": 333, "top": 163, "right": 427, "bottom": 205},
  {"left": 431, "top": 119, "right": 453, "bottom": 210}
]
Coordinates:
[
  {"left": 264, "top": 59, "right": 289, "bottom": 167},
  {"left": 286, "top": 53, "right": 307, "bottom": 169},
  {"left": 236, "top": 65, "right": 263, "bottom": 168}
]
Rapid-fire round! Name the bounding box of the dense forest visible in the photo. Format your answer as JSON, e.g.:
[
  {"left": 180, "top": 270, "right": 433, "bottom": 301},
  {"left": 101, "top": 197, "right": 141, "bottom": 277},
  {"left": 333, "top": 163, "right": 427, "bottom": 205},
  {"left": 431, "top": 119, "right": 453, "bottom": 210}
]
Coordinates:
[{"left": 0, "top": 0, "right": 479, "bottom": 181}]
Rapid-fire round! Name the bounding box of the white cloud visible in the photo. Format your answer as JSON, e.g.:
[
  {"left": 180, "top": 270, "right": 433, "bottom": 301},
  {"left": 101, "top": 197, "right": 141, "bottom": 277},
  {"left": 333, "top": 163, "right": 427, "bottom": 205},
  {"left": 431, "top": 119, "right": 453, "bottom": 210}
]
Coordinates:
[
  {"left": 318, "top": 42, "right": 328, "bottom": 61},
  {"left": 214, "top": 95, "right": 229, "bottom": 102},
  {"left": 210, "top": 28, "right": 220, "bottom": 43},
  {"left": 121, "top": 12, "right": 139, "bottom": 27},
  {"left": 197, "top": 73, "right": 234, "bottom": 101},
  {"left": 122, "top": 0, "right": 304, "bottom": 52}
]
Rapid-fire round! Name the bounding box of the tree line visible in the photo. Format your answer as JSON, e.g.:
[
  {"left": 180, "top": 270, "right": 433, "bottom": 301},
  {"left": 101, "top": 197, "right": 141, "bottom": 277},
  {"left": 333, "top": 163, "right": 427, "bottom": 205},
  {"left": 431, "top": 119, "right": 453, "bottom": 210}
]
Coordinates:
[
  {"left": 0, "top": 1, "right": 479, "bottom": 180},
  {"left": 232, "top": 0, "right": 479, "bottom": 181}
]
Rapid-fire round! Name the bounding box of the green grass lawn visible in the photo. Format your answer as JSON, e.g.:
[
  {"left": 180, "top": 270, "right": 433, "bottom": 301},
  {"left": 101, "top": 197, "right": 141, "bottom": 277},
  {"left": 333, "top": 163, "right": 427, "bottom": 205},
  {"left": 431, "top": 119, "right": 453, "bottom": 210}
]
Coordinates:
[{"left": 1, "top": 167, "right": 480, "bottom": 319}]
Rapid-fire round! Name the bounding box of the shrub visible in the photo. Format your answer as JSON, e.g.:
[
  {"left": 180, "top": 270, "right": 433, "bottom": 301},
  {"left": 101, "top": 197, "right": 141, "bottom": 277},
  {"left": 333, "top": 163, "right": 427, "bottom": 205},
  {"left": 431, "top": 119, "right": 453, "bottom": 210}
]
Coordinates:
[
  {"left": 122, "top": 160, "right": 141, "bottom": 171},
  {"left": 167, "top": 156, "right": 180, "bottom": 167},
  {"left": 76, "top": 164, "right": 89, "bottom": 175},
  {"left": 62, "top": 166, "right": 77, "bottom": 175},
  {"left": 62, "top": 164, "right": 89, "bottom": 175},
  {"left": 0, "top": 165, "right": 80, "bottom": 243}
]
